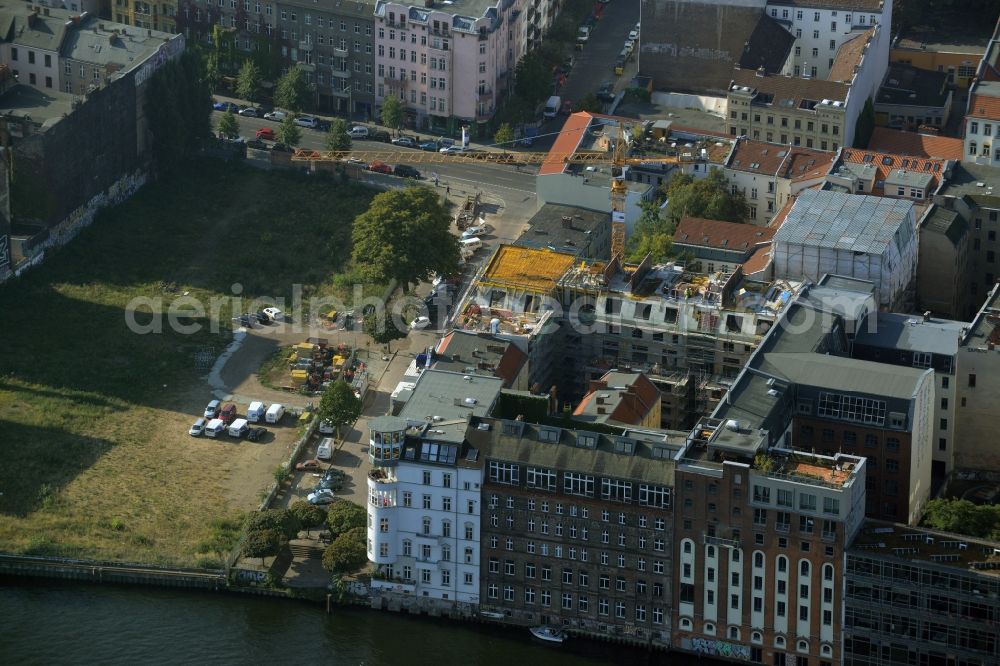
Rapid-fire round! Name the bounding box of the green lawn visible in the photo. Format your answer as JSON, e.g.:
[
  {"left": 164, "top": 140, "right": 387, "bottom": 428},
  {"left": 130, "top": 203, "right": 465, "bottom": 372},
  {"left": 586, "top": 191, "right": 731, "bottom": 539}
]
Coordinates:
[{"left": 0, "top": 159, "right": 377, "bottom": 564}]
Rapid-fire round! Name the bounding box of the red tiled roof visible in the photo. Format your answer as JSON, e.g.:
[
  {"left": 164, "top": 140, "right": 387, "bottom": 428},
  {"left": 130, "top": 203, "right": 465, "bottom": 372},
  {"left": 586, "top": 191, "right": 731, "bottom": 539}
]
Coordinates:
[
  {"left": 727, "top": 139, "right": 834, "bottom": 179},
  {"left": 731, "top": 68, "right": 849, "bottom": 106},
  {"left": 573, "top": 371, "right": 660, "bottom": 426},
  {"left": 741, "top": 245, "right": 773, "bottom": 276},
  {"left": 539, "top": 112, "right": 593, "bottom": 176},
  {"left": 968, "top": 93, "right": 1000, "bottom": 121},
  {"left": 839, "top": 148, "right": 948, "bottom": 195},
  {"left": 828, "top": 27, "right": 876, "bottom": 84},
  {"left": 868, "top": 127, "right": 964, "bottom": 161},
  {"left": 674, "top": 216, "right": 776, "bottom": 252}
]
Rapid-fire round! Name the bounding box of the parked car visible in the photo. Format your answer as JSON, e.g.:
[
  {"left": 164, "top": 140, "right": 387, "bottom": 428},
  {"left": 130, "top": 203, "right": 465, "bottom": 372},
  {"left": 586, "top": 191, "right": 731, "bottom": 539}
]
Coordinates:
[
  {"left": 307, "top": 489, "right": 339, "bottom": 505},
  {"left": 462, "top": 224, "right": 487, "bottom": 238},
  {"left": 262, "top": 307, "right": 284, "bottom": 322},
  {"left": 246, "top": 139, "right": 268, "bottom": 150},
  {"left": 294, "top": 115, "right": 319, "bottom": 129},
  {"left": 368, "top": 161, "right": 393, "bottom": 175},
  {"left": 597, "top": 81, "right": 616, "bottom": 102},
  {"left": 232, "top": 313, "right": 253, "bottom": 328},
  {"left": 238, "top": 107, "right": 260, "bottom": 117},
  {"left": 419, "top": 141, "right": 439, "bottom": 151},
  {"left": 370, "top": 129, "right": 391, "bottom": 143},
  {"left": 391, "top": 136, "right": 416, "bottom": 147},
  {"left": 394, "top": 164, "right": 421, "bottom": 179},
  {"left": 270, "top": 143, "right": 292, "bottom": 152},
  {"left": 348, "top": 126, "right": 369, "bottom": 139},
  {"left": 560, "top": 100, "right": 573, "bottom": 115},
  {"left": 295, "top": 458, "right": 322, "bottom": 472},
  {"left": 213, "top": 101, "right": 239, "bottom": 112},
  {"left": 628, "top": 29, "right": 639, "bottom": 40},
  {"left": 255, "top": 127, "right": 275, "bottom": 141},
  {"left": 204, "top": 399, "right": 221, "bottom": 419},
  {"left": 317, "top": 437, "right": 334, "bottom": 461},
  {"left": 263, "top": 110, "right": 287, "bottom": 121},
  {"left": 247, "top": 426, "right": 268, "bottom": 442},
  {"left": 439, "top": 137, "right": 455, "bottom": 148},
  {"left": 254, "top": 311, "right": 270, "bottom": 325},
  {"left": 219, "top": 403, "right": 237, "bottom": 425},
  {"left": 316, "top": 119, "right": 331, "bottom": 132},
  {"left": 315, "top": 471, "right": 344, "bottom": 491},
  {"left": 439, "top": 145, "right": 469, "bottom": 155},
  {"left": 228, "top": 418, "right": 250, "bottom": 438},
  {"left": 189, "top": 418, "right": 206, "bottom": 437},
  {"left": 319, "top": 419, "right": 336, "bottom": 435},
  {"left": 410, "top": 316, "right": 431, "bottom": 330}
]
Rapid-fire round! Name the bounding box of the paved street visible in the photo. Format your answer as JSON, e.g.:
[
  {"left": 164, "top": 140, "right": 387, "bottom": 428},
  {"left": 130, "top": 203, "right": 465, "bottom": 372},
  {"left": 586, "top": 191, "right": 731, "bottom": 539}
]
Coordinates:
[{"left": 559, "top": 0, "right": 641, "bottom": 106}]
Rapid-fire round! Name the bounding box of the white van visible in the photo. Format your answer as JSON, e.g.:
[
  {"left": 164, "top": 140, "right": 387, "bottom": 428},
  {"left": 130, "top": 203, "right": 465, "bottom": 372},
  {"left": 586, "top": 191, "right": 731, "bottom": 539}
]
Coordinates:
[
  {"left": 319, "top": 419, "right": 336, "bottom": 435},
  {"left": 459, "top": 237, "right": 483, "bottom": 253},
  {"left": 317, "top": 437, "right": 334, "bottom": 461},
  {"left": 349, "top": 126, "right": 369, "bottom": 139},
  {"left": 229, "top": 418, "right": 249, "bottom": 438},
  {"left": 247, "top": 401, "right": 266, "bottom": 423},
  {"left": 543, "top": 95, "right": 561, "bottom": 119},
  {"left": 265, "top": 403, "right": 285, "bottom": 424},
  {"left": 205, "top": 418, "right": 227, "bottom": 438}
]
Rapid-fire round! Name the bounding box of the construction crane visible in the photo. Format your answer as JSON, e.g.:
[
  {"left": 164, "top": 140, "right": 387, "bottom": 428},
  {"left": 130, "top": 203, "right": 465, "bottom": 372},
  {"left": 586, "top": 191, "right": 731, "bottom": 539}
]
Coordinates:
[{"left": 291, "top": 123, "right": 681, "bottom": 260}]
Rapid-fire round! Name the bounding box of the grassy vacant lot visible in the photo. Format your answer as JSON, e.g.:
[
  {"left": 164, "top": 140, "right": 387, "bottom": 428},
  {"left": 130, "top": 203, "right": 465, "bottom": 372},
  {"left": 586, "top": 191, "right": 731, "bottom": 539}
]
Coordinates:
[{"left": 0, "top": 160, "right": 376, "bottom": 565}]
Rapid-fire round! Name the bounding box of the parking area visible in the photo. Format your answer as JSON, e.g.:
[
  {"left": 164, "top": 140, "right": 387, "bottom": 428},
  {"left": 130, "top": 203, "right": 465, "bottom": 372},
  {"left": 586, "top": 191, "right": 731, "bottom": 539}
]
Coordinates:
[{"left": 560, "top": 0, "right": 641, "bottom": 107}]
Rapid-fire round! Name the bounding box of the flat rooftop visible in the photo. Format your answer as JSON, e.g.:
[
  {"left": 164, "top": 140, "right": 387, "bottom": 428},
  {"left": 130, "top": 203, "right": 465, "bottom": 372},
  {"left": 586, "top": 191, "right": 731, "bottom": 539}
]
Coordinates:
[
  {"left": 854, "top": 311, "right": 965, "bottom": 356},
  {"left": 479, "top": 245, "right": 577, "bottom": 294},
  {"left": 876, "top": 64, "right": 950, "bottom": 108},
  {"left": 963, "top": 284, "right": 1000, "bottom": 350},
  {"left": 397, "top": 369, "right": 503, "bottom": 443},
  {"left": 852, "top": 520, "right": 1000, "bottom": 577},
  {"left": 894, "top": 19, "right": 993, "bottom": 55},
  {"left": 775, "top": 189, "right": 914, "bottom": 254},
  {"left": 515, "top": 204, "right": 608, "bottom": 256},
  {"left": 0, "top": 84, "right": 76, "bottom": 128},
  {"left": 938, "top": 162, "right": 1000, "bottom": 205}
]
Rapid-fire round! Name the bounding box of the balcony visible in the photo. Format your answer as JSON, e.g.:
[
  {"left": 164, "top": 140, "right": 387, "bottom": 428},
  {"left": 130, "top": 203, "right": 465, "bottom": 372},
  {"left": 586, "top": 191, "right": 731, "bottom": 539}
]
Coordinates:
[
  {"left": 298, "top": 40, "right": 313, "bottom": 52},
  {"left": 369, "top": 468, "right": 397, "bottom": 484},
  {"left": 775, "top": 523, "right": 791, "bottom": 534},
  {"left": 297, "top": 62, "right": 315, "bottom": 73},
  {"left": 478, "top": 88, "right": 493, "bottom": 102},
  {"left": 704, "top": 533, "right": 740, "bottom": 549},
  {"left": 333, "top": 46, "right": 349, "bottom": 57},
  {"left": 330, "top": 87, "right": 351, "bottom": 98},
  {"left": 331, "top": 68, "right": 351, "bottom": 79}
]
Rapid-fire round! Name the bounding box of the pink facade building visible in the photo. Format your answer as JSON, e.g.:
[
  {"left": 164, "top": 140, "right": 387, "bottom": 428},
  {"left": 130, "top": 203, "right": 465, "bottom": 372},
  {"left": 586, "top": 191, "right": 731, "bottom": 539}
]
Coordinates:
[{"left": 373, "top": 0, "right": 558, "bottom": 134}]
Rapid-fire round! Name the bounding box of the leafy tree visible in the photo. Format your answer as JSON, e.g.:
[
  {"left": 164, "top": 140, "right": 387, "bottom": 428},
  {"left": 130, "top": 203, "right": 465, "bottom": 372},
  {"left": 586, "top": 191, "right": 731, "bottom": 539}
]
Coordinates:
[
  {"left": 514, "top": 51, "right": 551, "bottom": 106},
  {"left": 204, "top": 52, "right": 220, "bottom": 93},
  {"left": 493, "top": 122, "right": 515, "bottom": 151},
  {"left": 275, "top": 67, "right": 310, "bottom": 113},
  {"left": 242, "top": 528, "right": 284, "bottom": 566},
  {"left": 326, "top": 118, "right": 352, "bottom": 152},
  {"left": 362, "top": 310, "right": 408, "bottom": 349},
  {"left": 662, "top": 170, "right": 748, "bottom": 226},
  {"left": 322, "top": 526, "right": 367, "bottom": 573},
  {"left": 217, "top": 109, "right": 240, "bottom": 138},
  {"left": 273, "top": 464, "right": 289, "bottom": 485},
  {"left": 326, "top": 501, "right": 366, "bottom": 538},
  {"left": 497, "top": 95, "right": 534, "bottom": 126},
  {"left": 235, "top": 59, "right": 261, "bottom": 103},
  {"left": 246, "top": 508, "right": 301, "bottom": 540},
  {"left": 278, "top": 115, "right": 302, "bottom": 147},
  {"left": 318, "top": 380, "right": 362, "bottom": 441},
  {"left": 922, "top": 498, "right": 1000, "bottom": 538},
  {"left": 627, "top": 199, "right": 674, "bottom": 262},
  {"left": 853, "top": 97, "right": 876, "bottom": 148},
  {"left": 288, "top": 500, "right": 328, "bottom": 531},
  {"left": 352, "top": 186, "right": 460, "bottom": 289},
  {"left": 380, "top": 95, "right": 404, "bottom": 135},
  {"left": 574, "top": 93, "right": 602, "bottom": 113}
]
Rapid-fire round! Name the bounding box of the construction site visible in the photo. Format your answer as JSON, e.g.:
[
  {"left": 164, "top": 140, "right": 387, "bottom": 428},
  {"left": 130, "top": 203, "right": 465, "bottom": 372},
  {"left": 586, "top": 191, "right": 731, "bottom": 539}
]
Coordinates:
[{"left": 261, "top": 338, "right": 369, "bottom": 399}]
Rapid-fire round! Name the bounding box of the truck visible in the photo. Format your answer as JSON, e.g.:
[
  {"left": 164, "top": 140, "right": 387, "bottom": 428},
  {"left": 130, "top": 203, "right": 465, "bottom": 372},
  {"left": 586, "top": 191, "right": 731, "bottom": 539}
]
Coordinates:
[{"left": 543, "top": 95, "right": 561, "bottom": 119}]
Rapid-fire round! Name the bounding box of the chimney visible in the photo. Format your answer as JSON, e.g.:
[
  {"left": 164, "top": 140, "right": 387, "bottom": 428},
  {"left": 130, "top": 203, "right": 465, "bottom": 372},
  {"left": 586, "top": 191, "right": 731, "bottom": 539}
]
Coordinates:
[
  {"left": 923, "top": 311, "right": 931, "bottom": 322},
  {"left": 596, "top": 396, "right": 605, "bottom": 405},
  {"left": 561, "top": 215, "right": 573, "bottom": 229},
  {"left": 756, "top": 65, "right": 765, "bottom": 78}
]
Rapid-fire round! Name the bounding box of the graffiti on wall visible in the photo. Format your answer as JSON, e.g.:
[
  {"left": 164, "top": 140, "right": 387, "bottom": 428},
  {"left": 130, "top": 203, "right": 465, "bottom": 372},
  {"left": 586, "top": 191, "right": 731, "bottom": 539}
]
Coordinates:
[
  {"left": 690, "top": 637, "right": 752, "bottom": 661},
  {"left": 133, "top": 35, "right": 186, "bottom": 88},
  {"left": 3, "top": 169, "right": 148, "bottom": 283}
]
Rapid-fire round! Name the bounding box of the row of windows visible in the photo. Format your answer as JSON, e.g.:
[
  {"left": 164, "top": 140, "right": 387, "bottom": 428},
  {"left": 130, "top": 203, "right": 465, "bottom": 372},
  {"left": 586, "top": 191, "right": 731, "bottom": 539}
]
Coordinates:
[
  {"left": 487, "top": 495, "right": 669, "bottom": 527},
  {"left": 730, "top": 111, "right": 839, "bottom": 136},
  {"left": 798, "top": 426, "right": 902, "bottom": 451},
  {"left": 488, "top": 516, "right": 669, "bottom": 550},
  {"left": 487, "top": 535, "right": 666, "bottom": 568},
  {"left": 729, "top": 126, "right": 840, "bottom": 151},
  {"left": 486, "top": 584, "right": 667, "bottom": 621},
  {"left": 486, "top": 560, "right": 667, "bottom": 593},
  {"left": 488, "top": 463, "right": 671, "bottom": 507}
]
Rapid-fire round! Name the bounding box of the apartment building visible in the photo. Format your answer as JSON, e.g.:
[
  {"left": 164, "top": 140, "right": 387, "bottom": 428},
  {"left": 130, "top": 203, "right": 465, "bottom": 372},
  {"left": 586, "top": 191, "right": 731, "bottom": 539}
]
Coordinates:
[
  {"left": 471, "top": 416, "right": 685, "bottom": 648},
  {"left": 772, "top": 189, "right": 918, "bottom": 311},
  {"left": 366, "top": 370, "right": 503, "bottom": 614},
  {"left": 372, "top": 0, "right": 523, "bottom": 134},
  {"left": 112, "top": 0, "right": 177, "bottom": 33},
  {"left": 672, "top": 217, "right": 777, "bottom": 275},
  {"left": 432, "top": 330, "right": 528, "bottom": 390},
  {"left": 572, "top": 370, "right": 661, "bottom": 429},
  {"left": 915, "top": 205, "right": 974, "bottom": 321},
  {"left": 766, "top": 0, "right": 890, "bottom": 83},
  {"left": 874, "top": 63, "right": 953, "bottom": 132},
  {"left": 851, "top": 310, "right": 964, "bottom": 484},
  {"left": 954, "top": 284, "right": 1000, "bottom": 471},
  {"left": 673, "top": 431, "right": 867, "bottom": 666},
  {"left": 934, "top": 162, "right": 1000, "bottom": 305},
  {"left": 845, "top": 521, "right": 1000, "bottom": 666},
  {"left": 825, "top": 147, "right": 952, "bottom": 202},
  {"left": 721, "top": 139, "right": 834, "bottom": 225},
  {"left": 964, "top": 80, "right": 1000, "bottom": 166},
  {"left": 177, "top": 0, "right": 376, "bottom": 115},
  {"left": 513, "top": 203, "right": 611, "bottom": 261},
  {"left": 891, "top": 20, "right": 992, "bottom": 89}
]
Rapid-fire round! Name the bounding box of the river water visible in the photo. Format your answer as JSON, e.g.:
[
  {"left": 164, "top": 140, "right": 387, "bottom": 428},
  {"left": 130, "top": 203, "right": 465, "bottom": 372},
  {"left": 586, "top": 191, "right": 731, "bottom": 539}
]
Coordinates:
[{"left": 0, "top": 578, "right": 727, "bottom": 665}]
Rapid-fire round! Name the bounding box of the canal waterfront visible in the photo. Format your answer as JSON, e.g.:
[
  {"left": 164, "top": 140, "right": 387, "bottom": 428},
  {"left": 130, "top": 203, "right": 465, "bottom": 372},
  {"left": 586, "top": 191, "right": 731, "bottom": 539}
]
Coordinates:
[{"left": 0, "top": 577, "right": 730, "bottom": 665}]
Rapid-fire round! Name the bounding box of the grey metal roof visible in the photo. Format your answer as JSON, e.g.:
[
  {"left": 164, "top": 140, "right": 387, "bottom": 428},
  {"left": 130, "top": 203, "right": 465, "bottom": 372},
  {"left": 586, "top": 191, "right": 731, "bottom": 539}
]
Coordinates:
[
  {"left": 854, "top": 312, "right": 965, "bottom": 356},
  {"left": 6, "top": 10, "right": 68, "bottom": 52},
  {"left": 62, "top": 21, "right": 175, "bottom": 69},
  {"left": 397, "top": 369, "right": 503, "bottom": 443},
  {"left": 920, "top": 205, "right": 967, "bottom": 246},
  {"left": 774, "top": 189, "right": 915, "bottom": 254},
  {"left": 764, "top": 353, "right": 929, "bottom": 399},
  {"left": 884, "top": 168, "right": 934, "bottom": 189}
]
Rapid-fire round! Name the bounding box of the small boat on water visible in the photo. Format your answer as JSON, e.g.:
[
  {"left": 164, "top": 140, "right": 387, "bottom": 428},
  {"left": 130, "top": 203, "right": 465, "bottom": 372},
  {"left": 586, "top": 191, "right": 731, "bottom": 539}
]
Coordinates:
[{"left": 529, "top": 625, "right": 567, "bottom": 644}]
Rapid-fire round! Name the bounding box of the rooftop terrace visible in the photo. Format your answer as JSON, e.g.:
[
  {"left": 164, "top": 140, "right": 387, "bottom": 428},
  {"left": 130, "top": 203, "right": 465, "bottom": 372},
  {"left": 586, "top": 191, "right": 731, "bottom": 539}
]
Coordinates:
[{"left": 851, "top": 520, "right": 1000, "bottom": 575}]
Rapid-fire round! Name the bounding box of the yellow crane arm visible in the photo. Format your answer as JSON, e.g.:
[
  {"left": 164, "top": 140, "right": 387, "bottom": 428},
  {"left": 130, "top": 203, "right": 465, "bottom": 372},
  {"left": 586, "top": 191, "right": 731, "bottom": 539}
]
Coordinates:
[{"left": 290, "top": 148, "right": 682, "bottom": 167}]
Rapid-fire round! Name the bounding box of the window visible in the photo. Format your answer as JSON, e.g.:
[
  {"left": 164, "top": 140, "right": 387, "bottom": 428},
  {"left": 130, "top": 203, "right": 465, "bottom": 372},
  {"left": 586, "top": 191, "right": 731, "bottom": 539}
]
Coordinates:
[
  {"left": 601, "top": 478, "right": 632, "bottom": 502},
  {"left": 402, "top": 492, "right": 412, "bottom": 507},
  {"left": 526, "top": 467, "right": 556, "bottom": 491},
  {"left": 564, "top": 472, "right": 595, "bottom": 497},
  {"left": 423, "top": 495, "right": 431, "bottom": 510},
  {"left": 489, "top": 461, "right": 519, "bottom": 485},
  {"left": 422, "top": 471, "right": 431, "bottom": 485},
  {"left": 969, "top": 374, "right": 977, "bottom": 388}
]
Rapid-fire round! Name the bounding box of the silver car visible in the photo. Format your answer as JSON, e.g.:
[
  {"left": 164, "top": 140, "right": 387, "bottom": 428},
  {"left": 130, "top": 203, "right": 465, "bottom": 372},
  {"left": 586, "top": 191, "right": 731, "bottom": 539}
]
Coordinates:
[{"left": 189, "top": 418, "right": 206, "bottom": 436}]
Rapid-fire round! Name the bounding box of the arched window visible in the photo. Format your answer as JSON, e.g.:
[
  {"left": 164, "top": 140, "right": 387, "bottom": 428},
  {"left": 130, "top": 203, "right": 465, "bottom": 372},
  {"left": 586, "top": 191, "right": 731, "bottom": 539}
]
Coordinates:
[
  {"left": 823, "top": 563, "right": 834, "bottom": 581},
  {"left": 683, "top": 540, "right": 692, "bottom": 554},
  {"left": 798, "top": 640, "right": 809, "bottom": 653},
  {"left": 775, "top": 636, "right": 786, "bottom": 648},
  {"left": 728, "top": 627, "right": 740, "bottom": 640},
  {"left": 752, "top": 631, "right": 763, "bottom": 645},
  {"left": 777, "top": 555, "right": 788, "bottom": 573},
  {"left": 680, "top": 617, "right": 692, "bottom": 630},
  {"left": 821, "top": 644, "right": 833, "bottom": 657},
  {"left": 754, "top": 551, "right": 764, "bottom": 568},
  {"left": 800, "top": 560, "right": 811, "bottom": 577},
  {"left": 704, "top": 622, "right": 715, "bottom": 635},
  {"left": 707, "top": 545, "right": 715, "bottom": 558}
]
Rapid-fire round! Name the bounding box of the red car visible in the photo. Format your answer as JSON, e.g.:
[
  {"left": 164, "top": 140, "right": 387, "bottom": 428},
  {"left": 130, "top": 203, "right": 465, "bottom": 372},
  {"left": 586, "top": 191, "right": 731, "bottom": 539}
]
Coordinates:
[
  {"left": 368, "top": 161, "right": 393, "bottom": 174},
  {"left": 295, "top": 459, "right": 323, "bottom": 472},
  {"left": 219, "top": 403, "right": 237, "bottom": 425},
  {"left": 255, "top": 127, "right": 275, "bottom": 141}
]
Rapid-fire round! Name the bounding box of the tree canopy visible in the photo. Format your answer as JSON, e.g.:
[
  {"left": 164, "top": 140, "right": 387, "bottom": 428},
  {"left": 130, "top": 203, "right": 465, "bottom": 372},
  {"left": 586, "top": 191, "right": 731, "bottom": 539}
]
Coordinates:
[
  {"left": 326, "top": 501, "right": 366, "bottom": 538},
  {"left": 493, "top": 123, "right": 515, "bottom": 150},
  {"left": 922, "top": 498, "right": 1000, "bottom": 540},
  {"left": 662, "top": 170, "right": 747, "bottom": 227},
  {"left": 322, "top": 526, "right": 367, "bottom": 573},
  {"left": 217, "top": 109, "right": 240, "bottom": 138},
  {"left": 235, "top": 60, "right": 261, "bottom": 103},
  {"left": 326, "top": 118, "right": 352, "bottom": 151},
  {"left": 274, "top": 66, "right": 310, "bottom": 113},
  {"left": 514, "top": 51, "right": 551, "bottom": 106},
  {"left": 288, "top": 500, "right": 327, "bottom": 530},
  {"left": 380, "top": 95, "right": 404, "bottom": 135},
  {"left": 278, "top": 115, "right": 302, "bottom": 147},
  {"left": 242, "top": 527, "right": 284, "bottom": 565},
  {"left": 351, "top": 186, "right": 460, "bottom": 288},
  {"left": 318, "top": 380, "right": 362, "bottom": 438},
  {"left": 574, "top": 93, "right": 602, "bottom": 113},
  {"left": 362, "top": 310, "right": 408, "bottom": 347},
  {"left": 246, "top": 508, "right": 301, "bottom": 540}
]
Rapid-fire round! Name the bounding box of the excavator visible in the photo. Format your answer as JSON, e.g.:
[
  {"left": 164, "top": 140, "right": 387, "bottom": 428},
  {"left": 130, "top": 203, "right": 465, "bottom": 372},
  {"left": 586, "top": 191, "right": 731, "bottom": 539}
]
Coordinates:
[{"left": 291, "top": 120, "right": 684, "bottom": 259}]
